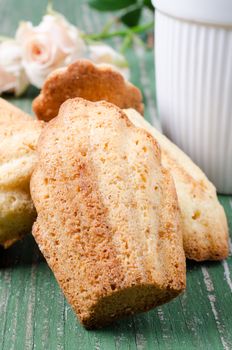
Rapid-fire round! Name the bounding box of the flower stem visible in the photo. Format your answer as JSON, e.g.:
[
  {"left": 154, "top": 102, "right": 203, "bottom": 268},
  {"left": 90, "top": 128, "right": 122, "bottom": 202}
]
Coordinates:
[
  {"left": 120, "top": 33, "right": 133, "bottom": 53},
  {"left": 84, "top": 21, "right": 154, "bottom": 41},
  {"left": 101, "top": 18, "right": 118, "bottom": 35}
]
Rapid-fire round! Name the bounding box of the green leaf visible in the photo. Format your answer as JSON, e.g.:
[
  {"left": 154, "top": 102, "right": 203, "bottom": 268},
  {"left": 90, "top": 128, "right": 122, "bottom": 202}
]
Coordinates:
[
  {"left": 120, "top": 8, "right": 142, "bottom": 27},
  {"left": 143, "top": 0, "right": 154, "bottom": 11},
  {"left": 88, "top": 0, "right": 136, "bottom": 12}
]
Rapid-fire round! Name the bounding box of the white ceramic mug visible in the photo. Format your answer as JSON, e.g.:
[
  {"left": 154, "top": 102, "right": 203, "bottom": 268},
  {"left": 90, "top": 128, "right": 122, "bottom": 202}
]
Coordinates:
[{"left": 152, "top": 0, "right": 232, "bottom": 194}]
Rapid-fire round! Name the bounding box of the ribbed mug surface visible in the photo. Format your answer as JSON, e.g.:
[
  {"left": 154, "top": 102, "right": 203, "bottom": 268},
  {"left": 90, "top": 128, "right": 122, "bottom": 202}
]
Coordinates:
[{"left": 155, "top": 10, "right": 232, "bottom": 193}]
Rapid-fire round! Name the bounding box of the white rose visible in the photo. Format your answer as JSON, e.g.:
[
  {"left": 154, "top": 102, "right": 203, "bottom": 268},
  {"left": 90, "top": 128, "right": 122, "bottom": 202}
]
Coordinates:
[
  {"left": 16, "top": 14, "right": 86, "bottom": 88},
  {"left": 88, "top": 43, "right": 130, "bottom": 80},
  {"left": 0, "top": 40, "right": 29, "bottom": 96}
]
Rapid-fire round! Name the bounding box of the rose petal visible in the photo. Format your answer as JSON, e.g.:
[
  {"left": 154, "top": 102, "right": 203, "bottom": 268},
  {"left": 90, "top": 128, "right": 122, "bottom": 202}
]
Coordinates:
[
  {"left": 0, "top": 40, "right": 29, "bottom": 95},
  {"left": 16, "top": 21, "right": 34, "bottom": 43},
  {"left": 17, "top": 13, "right": 86, "bottom": 88}
]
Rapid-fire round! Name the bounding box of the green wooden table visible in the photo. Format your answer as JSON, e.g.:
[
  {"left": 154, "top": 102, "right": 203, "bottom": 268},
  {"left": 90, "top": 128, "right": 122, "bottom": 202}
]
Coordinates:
[{"left": 0, "top": 1, "right": 232, "bottom": 349}]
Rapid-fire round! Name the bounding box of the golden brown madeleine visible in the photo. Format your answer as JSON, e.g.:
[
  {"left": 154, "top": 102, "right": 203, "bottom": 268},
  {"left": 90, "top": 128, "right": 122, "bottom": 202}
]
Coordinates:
[
  {"left": 31, "top": 98, "right": 185, "bottom": 329},
  {"left": 0, "top": 98, "right": 44, "bottom": 247},
  {"left": 124, "top": 109, "right": 229, "bottom": 261},
  {"left": 32, "top": 59, "right": 144, "bottom": 122}
]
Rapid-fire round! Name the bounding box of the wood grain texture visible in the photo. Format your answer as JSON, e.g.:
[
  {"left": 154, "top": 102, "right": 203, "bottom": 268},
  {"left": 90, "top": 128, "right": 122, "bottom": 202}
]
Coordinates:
[{"left": 0, "top": 0, "right": 232, "bottom": 349}]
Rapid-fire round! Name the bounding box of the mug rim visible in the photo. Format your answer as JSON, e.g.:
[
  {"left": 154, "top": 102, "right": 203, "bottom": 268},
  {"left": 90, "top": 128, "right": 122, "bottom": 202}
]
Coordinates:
[{"left": 152, "top": 0, "right": 232, "bottom": 26}]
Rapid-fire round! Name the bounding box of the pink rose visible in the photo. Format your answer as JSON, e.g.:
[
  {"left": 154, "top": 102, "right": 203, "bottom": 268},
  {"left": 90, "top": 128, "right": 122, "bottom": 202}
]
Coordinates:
[
  {"left": 16, "top": 14, "right": 86, "bottom": 88},
  {"left": 0, "top": 40, "right": 28, "bottom": 95}
]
